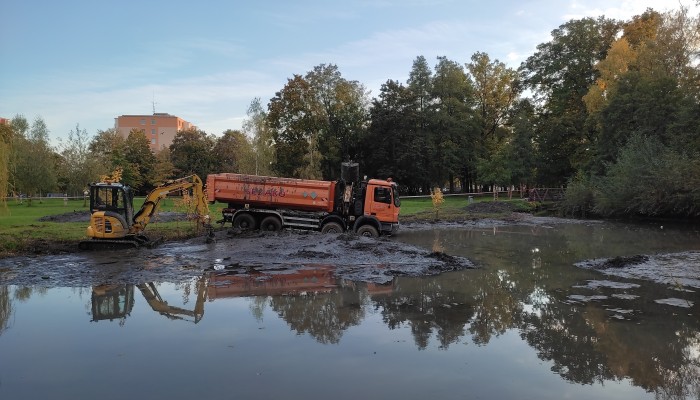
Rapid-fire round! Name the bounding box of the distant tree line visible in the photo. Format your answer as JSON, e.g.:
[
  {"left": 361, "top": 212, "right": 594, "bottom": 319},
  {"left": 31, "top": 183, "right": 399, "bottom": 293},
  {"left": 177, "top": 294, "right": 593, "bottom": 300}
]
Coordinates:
[{"left": 1, "top": 6, "right": 698, "bottom": 217}]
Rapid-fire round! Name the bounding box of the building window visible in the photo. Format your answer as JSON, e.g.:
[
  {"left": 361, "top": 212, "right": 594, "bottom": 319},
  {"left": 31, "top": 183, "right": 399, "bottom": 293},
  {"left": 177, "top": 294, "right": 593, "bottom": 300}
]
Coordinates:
[
  {"left": 151, "top": 129, "right": 156, "bottom": 134},
  {"left": 151, "top": 119, "right": 156, "bottom": 125},
  {"left": 151, "top": 138, "right": 156, "bottom": 144},
  {"left": 140, "top": 119, "right": 146, "bottom": 125}
]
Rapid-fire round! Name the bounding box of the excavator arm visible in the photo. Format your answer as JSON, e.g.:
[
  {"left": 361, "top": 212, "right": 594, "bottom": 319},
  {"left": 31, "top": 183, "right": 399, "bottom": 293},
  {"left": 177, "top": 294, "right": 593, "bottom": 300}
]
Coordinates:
[{"left": 130, "top": 175, "right": 211, "bottom": 234}]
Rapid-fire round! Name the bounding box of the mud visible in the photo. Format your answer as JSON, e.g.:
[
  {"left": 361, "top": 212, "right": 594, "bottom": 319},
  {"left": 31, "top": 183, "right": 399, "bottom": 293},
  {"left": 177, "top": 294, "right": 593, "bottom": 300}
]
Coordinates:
[
  {"left": 575, "top": 252, "right": 700, "bottom": 290},
  {"left": 0, "top": 228, "right": 474, "bottom": 287}
]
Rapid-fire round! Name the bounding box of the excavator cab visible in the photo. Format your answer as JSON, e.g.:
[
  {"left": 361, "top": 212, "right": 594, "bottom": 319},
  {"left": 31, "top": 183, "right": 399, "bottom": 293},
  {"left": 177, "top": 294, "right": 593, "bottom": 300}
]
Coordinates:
[
  {"left": 84, "top": 182, "right": 137, "bottom": 244},
  {"left": 89, "top": 182, "right": 135, "bottom": 225}
]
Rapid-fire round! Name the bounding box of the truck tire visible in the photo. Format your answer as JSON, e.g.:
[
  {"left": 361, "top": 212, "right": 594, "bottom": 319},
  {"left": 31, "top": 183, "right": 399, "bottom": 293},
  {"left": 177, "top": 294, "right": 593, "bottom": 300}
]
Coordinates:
[
  {"left": 260, "top": 215, "right": 282, "bottom": 232},
  {"left": 233, "top": 213, "right": 257, "bottom": 230},
  {"left": 321, "top": 221, "right": 343, "bottom": 234},
  {"left": 356, "top": 225, "right": 379, "bottom": 238}
]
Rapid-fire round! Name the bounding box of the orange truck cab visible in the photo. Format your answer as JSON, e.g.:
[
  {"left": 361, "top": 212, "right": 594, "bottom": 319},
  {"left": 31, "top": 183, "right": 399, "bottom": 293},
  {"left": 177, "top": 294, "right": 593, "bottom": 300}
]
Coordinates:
[{"left": 359, "top": 179, "right": 401, "bottom": 236}]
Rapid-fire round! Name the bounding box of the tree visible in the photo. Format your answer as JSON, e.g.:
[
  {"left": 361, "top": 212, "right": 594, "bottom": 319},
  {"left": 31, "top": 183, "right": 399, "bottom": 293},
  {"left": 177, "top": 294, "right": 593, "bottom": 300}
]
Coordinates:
[
  {"left": 430, "top": 56, "right": 477, "bottom": 192},
  {"left": 58, "top": 124, "right": 100, "bottom": 196},
  {"left": 10, "top": 116, "right": 57, "bottom": 200},
  {"left": 243, "top": 98, "right": 275, "bottom": 176},
  {"left": 363, "top": 80, "right": 425, "bottom": 193},
  {"left": 150, "top": 147, "right": 175, "bottom": 184},
  {"left": 0, "top": 123, "right": 12, "bottom": 209},
  {"left": 465, "top": 52, "right": 520, "bottom": 191},
  {"left": 107, "top": 129, "right": 157, "bottom": 193},
  {"left": 505, "top": 99, "right": 537, "bottom": 190},
  {"left": 267, "top": 75, "right": 323, "bottom": 178},
  {"left": 590, "top": 8, "right": 700, "bottom": 173},
  {"left": 520, "top": 17, "right": 619, "bottom": 185},
  {"left": 407, "top": 56, "right": 434, "bottom": 192},
  {"left": 169, "top": 128, "right": 215, "bottom": 179},
  {"left": 212, "top": 129, "right": 255, "bottom": 173},
  {"left": 305, "top": 64, "right": 369, "bottom": 180},
  {"left": 467, "top": 52, "right": 520, "bottom": 147}
]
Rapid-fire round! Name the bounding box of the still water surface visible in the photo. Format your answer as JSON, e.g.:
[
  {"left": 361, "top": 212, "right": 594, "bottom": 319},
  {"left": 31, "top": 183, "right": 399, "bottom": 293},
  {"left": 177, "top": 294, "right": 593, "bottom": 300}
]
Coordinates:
[{"left": 1, "top": 220, "right": 699, "bottom": 400}]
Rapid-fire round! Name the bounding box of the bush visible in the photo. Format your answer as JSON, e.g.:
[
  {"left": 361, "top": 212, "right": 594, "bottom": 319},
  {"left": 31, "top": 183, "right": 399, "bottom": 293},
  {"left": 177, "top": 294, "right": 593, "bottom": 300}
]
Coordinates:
[
  {"left": 561, "top": 171, "right": 595, "bottom": 217},
  {"left": 593, "top": 134, "right": 700, "bottom": 217}
]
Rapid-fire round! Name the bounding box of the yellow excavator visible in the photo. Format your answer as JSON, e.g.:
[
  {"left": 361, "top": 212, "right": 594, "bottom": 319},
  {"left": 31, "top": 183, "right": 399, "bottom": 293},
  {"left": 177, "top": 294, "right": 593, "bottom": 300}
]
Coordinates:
[{"left": 79, "top": 171, "right": 212, "bottom": 250}]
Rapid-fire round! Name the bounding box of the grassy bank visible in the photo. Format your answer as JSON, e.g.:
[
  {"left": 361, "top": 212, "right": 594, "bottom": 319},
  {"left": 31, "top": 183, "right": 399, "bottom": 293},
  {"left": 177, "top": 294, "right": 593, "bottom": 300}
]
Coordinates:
[
  {"left": 0, "top": 195, "right": 533, "bottom": 257},
  {"left": 0, "top": 198, "right": 226, "bottom": 257}
]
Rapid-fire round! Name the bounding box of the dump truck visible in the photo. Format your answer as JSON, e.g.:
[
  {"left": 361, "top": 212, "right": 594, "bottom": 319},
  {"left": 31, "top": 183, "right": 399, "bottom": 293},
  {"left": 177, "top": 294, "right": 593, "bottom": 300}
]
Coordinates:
[{"left": 206, "top": 163, "right": 400, "bottom": 237}]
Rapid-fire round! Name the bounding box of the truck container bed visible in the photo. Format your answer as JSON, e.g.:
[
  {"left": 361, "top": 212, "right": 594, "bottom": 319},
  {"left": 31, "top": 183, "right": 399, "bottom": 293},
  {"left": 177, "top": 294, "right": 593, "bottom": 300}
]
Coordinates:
[{"left": 206, "top": 173, "right": 336, "bottom": 213}]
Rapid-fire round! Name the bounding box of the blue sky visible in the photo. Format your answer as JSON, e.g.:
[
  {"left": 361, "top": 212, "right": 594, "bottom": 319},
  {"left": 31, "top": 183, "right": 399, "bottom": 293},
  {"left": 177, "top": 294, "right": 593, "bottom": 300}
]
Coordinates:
[{"left": 0, "top": 0, "right": 692, "bottom": 146}]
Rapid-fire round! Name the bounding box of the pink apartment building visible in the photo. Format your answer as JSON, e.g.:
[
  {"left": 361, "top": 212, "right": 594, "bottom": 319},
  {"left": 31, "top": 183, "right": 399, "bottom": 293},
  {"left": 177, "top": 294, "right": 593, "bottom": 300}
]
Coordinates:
[{"left": 114, "top": 113, "right": 197, "bottom": 152}]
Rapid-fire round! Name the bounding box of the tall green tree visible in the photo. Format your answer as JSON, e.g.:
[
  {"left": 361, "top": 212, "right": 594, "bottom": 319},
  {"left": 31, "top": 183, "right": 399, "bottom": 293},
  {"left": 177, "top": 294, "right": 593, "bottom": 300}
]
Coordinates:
[
  {"left": 212, "top": 129, "right": 255, "bottom": 173},
  {"left": 407, "top": 56, "right": 434, "bottom": 191},
  {"left": 520, "top": 17, "right": 619, "bottom": 185},
  {"left": 150, "top": 147, "right": 175, "bottom": 184},
  {"left": 364, "top": 80, "right": 424, "bottom": 193},
  {"left": 169, "top": 128, "right": 215, "bottom": 180},
  {"left": 10, "top": 116, "right": 57, "bottom": 200},
  {"left": 110, "top": 129, "right": 156, "bottom": 193},
  {"left": 505, "top": 99, "right": 537, "bottom": 190},
  {"left": 467, "top": 52, "right": 520, "bottom": 149},
  {"left": 0, "top": 123, "right": 12, "bottom": 209},
  {"left": 267, "top": 74, "right": 323, "bottom": 178},
  {"left": 430, "top": 56, "right": 477, "bottom": 192},
  {"left": 89, "top": 128, "right": 123, "bottom": 167},
  {"left": 243, "top": 98, "right": 275, "bottom": 176},
  {"left": 305, "top": 64, "right": 369, "bottom": 180},
  {"left": 467, "top": 52, "right": 520, "bottom": 191},
  {"left": 58, "top": 124, "right": 100, "bottom": 196},
  {"left": 592, "top": 9, "right": 700, "bottom": 173}
]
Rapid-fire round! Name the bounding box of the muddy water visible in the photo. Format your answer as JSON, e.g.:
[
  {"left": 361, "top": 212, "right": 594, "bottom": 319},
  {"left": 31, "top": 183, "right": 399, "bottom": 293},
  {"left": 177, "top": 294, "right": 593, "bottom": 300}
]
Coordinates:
[{"left": 1, "top": 220, "right": 699, "bottom": 399}]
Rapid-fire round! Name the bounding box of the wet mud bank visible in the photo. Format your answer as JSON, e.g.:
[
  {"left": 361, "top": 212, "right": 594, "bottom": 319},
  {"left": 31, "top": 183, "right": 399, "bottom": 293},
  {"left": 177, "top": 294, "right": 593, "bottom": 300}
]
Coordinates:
[
  {"left": 0, "top": 229, "right": 474, "bottom": 287},
  {"left": 567, "top": 252, "right": 700, "bottom": 316}
]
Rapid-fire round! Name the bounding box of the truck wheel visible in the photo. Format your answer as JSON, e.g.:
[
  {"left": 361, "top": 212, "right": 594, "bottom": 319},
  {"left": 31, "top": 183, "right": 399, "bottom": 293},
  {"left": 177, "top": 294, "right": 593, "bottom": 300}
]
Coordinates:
[
  {"left": 321, "top": 221, "right": 343, "bottom": 234},
  {"left": 260, "top": 216, "right": 282, "bottom": 232},
  {"left": 356, "top": 225, "right": 379, "bottom": 238},
  {"left": 233, "top": 213, "right": 257, "bottom": 230}
]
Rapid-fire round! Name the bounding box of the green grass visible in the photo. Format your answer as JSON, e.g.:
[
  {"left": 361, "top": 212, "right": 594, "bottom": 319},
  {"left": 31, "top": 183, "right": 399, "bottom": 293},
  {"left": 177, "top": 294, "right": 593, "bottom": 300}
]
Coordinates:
[
  {"left": 0, "top": 197, "right": 226, "bottom": 257},
  {"left": 399, "top": 194, "right": 531, "bottom": 217}
]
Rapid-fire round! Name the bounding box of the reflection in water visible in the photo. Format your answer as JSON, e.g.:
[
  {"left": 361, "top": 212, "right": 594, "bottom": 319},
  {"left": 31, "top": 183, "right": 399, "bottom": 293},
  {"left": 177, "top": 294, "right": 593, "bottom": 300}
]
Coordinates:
[
  {"left": 400, "top": 224, "right": 700, "bottom": 399},
  {"left": 208, "top": 266, "right": 381, "bottom": 344},
  {"left": 91, "top": 279, "right": 207, "bottom": 324},
  {"left": 3, "top": 222, "right": 700, "bottom": 399},
  {"left": 0, "top": 286, "right": 11, "bottom": 335},
  {"left": 82, "top": 254, "right": 699, "bottom": 399}
]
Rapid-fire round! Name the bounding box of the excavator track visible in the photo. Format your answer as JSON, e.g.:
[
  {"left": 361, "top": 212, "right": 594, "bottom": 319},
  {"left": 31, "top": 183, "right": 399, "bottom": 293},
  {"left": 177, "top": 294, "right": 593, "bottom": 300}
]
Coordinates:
[{"left": 78, "top": 235, "right": 163, "bottom": 251}]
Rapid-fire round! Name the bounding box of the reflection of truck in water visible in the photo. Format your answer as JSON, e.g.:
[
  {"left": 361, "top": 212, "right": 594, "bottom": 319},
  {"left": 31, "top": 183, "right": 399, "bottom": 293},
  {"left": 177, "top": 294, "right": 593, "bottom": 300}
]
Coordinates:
[
  {"left": 208, "top": 266, "right": 395, "bottom": 299},
  {"left": 91, "top": 266, "right": 395, "bottom": 324},
  {"left": 206, "top": 162, "right": 400, "bottom": 237},
  {"left": 208, "top": 266, "right": 339, "bottom": 299}
]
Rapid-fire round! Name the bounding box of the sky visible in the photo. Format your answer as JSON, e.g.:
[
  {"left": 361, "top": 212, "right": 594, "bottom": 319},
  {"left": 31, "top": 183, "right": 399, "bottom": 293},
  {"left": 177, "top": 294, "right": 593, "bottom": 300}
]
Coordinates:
[{"left": 0, "top": 0, "right": 694, "bottom": 146}]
